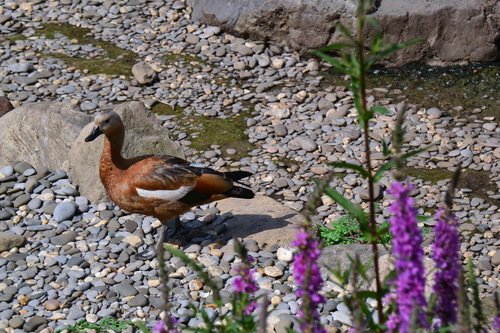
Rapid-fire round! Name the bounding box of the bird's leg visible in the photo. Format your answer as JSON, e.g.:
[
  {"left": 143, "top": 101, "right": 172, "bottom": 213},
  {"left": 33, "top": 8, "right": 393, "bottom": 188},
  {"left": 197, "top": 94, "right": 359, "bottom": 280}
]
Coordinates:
[
  {"left": 165, "top": 216, "right": 181, "bottom": 239},
  {"left": 135, "top": 217, "right": 181, "bottom": 261}
]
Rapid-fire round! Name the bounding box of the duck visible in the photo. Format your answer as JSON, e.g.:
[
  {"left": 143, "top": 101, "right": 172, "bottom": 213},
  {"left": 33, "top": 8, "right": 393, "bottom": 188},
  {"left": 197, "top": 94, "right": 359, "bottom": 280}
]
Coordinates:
[{"left": 85, "top": 110, "right": 254, "bottom": 259}]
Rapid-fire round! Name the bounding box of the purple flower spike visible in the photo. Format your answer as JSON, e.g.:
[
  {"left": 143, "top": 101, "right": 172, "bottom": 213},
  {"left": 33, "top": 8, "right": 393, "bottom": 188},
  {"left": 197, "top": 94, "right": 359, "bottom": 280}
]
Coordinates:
[
  {"left": 387, "top": 181, "right": 427, "bottom": 333},
  {"left": 493, "top": 315, "right": 500, "bottom": 332},
  {"left": 232, "top": 263, "right": 258, "bottom": 294},
  {"left": 432, "top": 208, "right": 460, "bottom": 328},
  {"left": 292, "top": 229, "right": 327, "bottom": 333},
  {"left": 153, "top": 320, "right": 166, "bottom": 333},
  {"left": 153, "top": 315, "right": 180, "bottom": 333}
]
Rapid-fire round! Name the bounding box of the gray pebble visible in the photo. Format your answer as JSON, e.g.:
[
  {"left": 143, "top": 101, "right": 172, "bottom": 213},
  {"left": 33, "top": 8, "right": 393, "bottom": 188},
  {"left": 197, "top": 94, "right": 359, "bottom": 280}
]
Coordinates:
[{"left": 53, "top": 202, "right": 77, "bottom": 222}]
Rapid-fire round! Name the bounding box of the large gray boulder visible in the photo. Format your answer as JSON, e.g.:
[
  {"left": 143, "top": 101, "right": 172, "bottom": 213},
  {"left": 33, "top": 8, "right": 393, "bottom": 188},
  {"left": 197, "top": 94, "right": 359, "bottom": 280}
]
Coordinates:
[
  {"left": 189, "top": 0, "right": 354, "bottom": 51},
  {"left": 69, "top": 101, "right": 184, "bottom": 202},
  {"left": 370, "top": 0, "right": 500, "bottom": 65},
  {"left": 189, "top": 0, "right": 500, "bottom": 65},
  {"left": 0, "top": 102, "right": 91, "bottom": 170}
]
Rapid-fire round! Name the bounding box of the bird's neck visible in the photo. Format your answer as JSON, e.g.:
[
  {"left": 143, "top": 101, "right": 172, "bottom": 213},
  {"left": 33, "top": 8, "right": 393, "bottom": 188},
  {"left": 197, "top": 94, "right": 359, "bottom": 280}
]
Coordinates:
[
  {"left": 100, "top": 129, "right": 126, "bottom": 187},
  {"left": 102, "top": 129, "right": 127, "bottom": 167}
]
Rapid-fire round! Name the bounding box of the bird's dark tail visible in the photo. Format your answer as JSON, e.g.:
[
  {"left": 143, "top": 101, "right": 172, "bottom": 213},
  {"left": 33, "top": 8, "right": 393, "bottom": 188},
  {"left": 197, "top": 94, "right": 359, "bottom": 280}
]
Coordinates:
[
  {"left": 224, "top": 185, "right": 255, "bottom": 199},
  {"left": 225, "top": 170, "right": 253, "bottom": 181}
]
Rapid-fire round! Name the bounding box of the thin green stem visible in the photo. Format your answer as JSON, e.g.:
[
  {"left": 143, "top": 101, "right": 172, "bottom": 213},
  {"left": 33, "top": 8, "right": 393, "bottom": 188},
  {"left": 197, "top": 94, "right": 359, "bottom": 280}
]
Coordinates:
[
  {"left": 156, "top": 225, "right": 174, "bottom": 328},
  {"left": 356, "top": 1, "right": 384, "bottom": 328}
]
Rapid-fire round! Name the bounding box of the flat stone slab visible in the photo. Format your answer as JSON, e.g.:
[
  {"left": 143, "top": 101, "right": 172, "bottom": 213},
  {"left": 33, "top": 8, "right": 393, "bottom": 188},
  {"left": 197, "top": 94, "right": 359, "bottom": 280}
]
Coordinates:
[{"left": 216, "top": 195, "right": 304, "bottom": 249}]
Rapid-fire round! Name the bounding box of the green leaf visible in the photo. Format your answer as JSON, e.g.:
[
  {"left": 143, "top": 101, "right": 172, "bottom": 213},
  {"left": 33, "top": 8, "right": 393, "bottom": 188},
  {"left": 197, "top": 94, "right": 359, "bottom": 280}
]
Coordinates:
[
  {"left": 329, "top": 161, "right": 369, "bottom": 178},
  {"left": 313, "top": 51, "right": 350, "bottom": 75},
  {"left": 367, "top": 38, "right": 421, "bottom": 68},
  {"left": 131, "top": 320, "right": 152, "bottom": 333},
  {"left": 316, "top": 42, "right": 355, "bottom": 52},
  {"left": 416, "top": 215, "right": 432, "bottom": 222},
  {"left": 373, "top": 159, "right": 396, "bottom": 183},
  {"left": 371, "top": 105, "right": 390, "bottom": 115},
  {"left": 381, "top": 139, "right": 391, "bottom": 156},
  {"left": 323, "top": 187, "right": 367, "bottom": 224},
  {"left": 373, "top": 146, "right": 430, "bottom": 182}
]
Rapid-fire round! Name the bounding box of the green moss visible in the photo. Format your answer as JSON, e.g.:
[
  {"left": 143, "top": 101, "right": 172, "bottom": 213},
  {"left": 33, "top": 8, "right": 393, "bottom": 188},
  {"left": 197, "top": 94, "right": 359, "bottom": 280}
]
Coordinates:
[
  {"left": 403, "top": 167, "right": 499, "bottom": 206},
  {"left": 323, "top": 62, "right": 500, "bottom": 121},
  {"left": 56, "top": 316, "right": 146, "bottom": 333},
  {"left": 151, "top": 103, "right": 254, "bottom": 158},
  {"left": 150, "top": 102, "right": 184, "bottom": 116},
  {"left": 37, "top": 22, "right": 92, "bottom": 41},
  {"left": 402, "top": 167, "right": 453, "bottom": 184},
  {"left": 165, "top": 53, "right": 207, "bottom": 66},
  {"left": 6, "top": 34, "right": 27, "bottom": 41},
  {"left": 37, "top": 23, "right": 136, "bottom": 76}
]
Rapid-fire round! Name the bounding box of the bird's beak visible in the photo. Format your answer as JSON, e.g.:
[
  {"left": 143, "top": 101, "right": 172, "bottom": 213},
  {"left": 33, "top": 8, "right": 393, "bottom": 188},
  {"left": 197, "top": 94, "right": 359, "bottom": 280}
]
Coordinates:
[{"left": 85, "top": 126, "right": 103, "bottom": 142}]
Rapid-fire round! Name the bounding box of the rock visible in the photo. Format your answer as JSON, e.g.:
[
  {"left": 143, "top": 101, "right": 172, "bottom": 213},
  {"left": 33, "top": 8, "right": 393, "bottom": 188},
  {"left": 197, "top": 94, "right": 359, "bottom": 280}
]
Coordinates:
[
  {"left": 8, "top": 316, "right": 24, "bottom": 329},
  {"left": 0, "top": 165, "right": 14, "bottom": 177},
  {"left": 0, "top": 102, "right": 91, "bottom": 170},
  {"left": 8, "top": 62, "right": 34, "bottom": 73},
  {"left": 0, "top": 96, "right": 14, "bottom": 117},
  {"left": 320, "top": 244, "right": 387, "bottom": 288},
  {"left": 128, "top": 294, "right": 148, "bottom": 307},
  {"left": 190, "top": 0, "right": 500, "bottom": 65},
  {"left": 113, "top": 283, "right": 138, "bottom": 297},
  {"left": 13, "top": 193, "right": 30, "bottom": 208},
  {"left": 370, "top": 0, "right": 500, "bottom": 64},
  {"left": 293, "top": 136, "right": 318, "bottom": 152},
  {"left": 53, "top": 202, "right": 77, "bottom": 222},
  {"left": 69, "top": 101, "right": 184, "bottom": 202},
  {"left": 276, "top": 247, "right": 293, "bottom": 262},
  {"left": 274, "top": 123, "right": 288, "bottom": 137},
  {"left": 492, "top": 251, "right": 500, "bottom": 266},
  {"left": 122, "top": 234, "right": 143, "bottom": 247},
  {"left": 132, "top": 62, "right": 157, "bottom": 85},
  {"left": 264, "top": 266, "right": 284, "bottom": 278},
  {"left": 0, "top": 232, "right": 26, "bottom": 252},
  {"left": 23, "top": 316, "right": 47, "bottom": 332},
  {"left": 427, "top": 107, "right": 443, "bottom": 119},
  {"left": 190, "top": 0, "right": 355, "bottom": 51},
  {"left": 50, "top": 230, "right": 77, "bottom": 245},
  {"left": 43, "top": 299, "right": 60, "bottom": 311},
  {"left": 216, "top": 195, "right": 304, "bottom": 249},
  {"left": 331, "top": 310, "right": 351, "bottom": 325}
]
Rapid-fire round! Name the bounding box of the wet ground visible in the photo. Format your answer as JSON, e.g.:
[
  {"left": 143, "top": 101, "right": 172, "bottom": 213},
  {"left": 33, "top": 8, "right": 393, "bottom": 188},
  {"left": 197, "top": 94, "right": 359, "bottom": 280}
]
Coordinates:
[{"left": 325, "top": 62, "right": 500, "bottom": 121}]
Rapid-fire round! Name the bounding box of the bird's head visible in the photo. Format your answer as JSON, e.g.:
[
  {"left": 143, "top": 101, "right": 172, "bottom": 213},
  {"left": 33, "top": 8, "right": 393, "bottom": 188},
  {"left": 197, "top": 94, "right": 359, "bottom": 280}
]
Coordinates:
[{"left": 85, "top": 110, "right": 124, "bottom": 142}]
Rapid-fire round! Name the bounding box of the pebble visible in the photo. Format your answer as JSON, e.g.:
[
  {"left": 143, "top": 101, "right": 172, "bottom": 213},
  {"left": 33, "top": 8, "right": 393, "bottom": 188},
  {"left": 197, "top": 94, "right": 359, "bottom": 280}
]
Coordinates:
[
  {"left": 264, "top": 266, "right": 284, "bottom": 278},
  {"left": 23, "top": 316, "right": 47, "bottom": 332},
  {"left": 53, "top": 202, "right": 77, "bottom": 222},
  {"left": 276, "top": 247, "right": 293, "bottom": 262},
  {"left": 43, "top": 299, "right": 60, "bottom": 311},
  {"left": 294, "top": 136, "right": 318, "bottom": 152}
]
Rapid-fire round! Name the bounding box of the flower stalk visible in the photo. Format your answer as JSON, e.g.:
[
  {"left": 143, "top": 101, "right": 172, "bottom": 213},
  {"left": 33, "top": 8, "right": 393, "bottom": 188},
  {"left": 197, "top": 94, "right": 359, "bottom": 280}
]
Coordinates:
[{"left": 386, "top": 182, "right": 427, "bottom": 333}]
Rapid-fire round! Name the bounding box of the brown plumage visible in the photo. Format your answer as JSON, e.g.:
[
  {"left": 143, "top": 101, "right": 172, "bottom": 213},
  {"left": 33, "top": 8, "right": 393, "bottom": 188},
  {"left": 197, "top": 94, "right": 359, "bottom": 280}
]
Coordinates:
[{"left": 85, "top": 111, "right": 254, "bottom": 224}]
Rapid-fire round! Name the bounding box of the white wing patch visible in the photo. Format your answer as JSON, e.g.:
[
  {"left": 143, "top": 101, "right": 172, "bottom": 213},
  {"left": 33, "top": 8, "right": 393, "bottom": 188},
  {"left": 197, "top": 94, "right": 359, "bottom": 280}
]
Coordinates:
[{"left": 136, "top": 186, "right": 194, "bottom": 201}]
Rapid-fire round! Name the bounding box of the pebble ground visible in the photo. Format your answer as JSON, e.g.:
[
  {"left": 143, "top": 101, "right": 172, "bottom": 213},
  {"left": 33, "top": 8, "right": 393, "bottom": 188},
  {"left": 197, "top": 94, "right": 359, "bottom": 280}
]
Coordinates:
[{"left": 0, "top": 0, "right": 499, "bottom": 332}]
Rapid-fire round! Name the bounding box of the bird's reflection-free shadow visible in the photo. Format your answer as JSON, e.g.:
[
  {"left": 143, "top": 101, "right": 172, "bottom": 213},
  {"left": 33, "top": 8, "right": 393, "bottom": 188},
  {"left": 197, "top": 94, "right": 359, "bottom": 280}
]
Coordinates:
[{"left": 219, "top": 212, "right": 297, "bottom": 240}]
